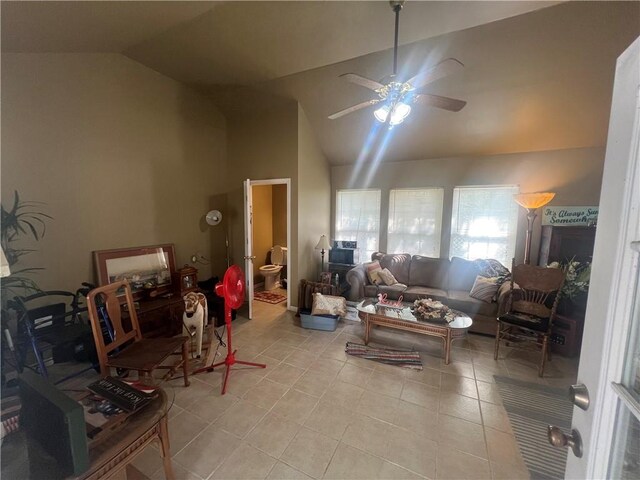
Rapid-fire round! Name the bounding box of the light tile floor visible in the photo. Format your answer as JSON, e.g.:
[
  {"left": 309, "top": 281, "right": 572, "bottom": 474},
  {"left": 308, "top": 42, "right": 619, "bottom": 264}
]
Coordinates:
[{"left": 134, "top": 298, "right": 579, "bottom": 480}]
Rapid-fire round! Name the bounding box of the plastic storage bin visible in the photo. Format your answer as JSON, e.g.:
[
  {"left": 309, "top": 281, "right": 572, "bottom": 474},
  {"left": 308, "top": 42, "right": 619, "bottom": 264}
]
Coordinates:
[{"left": 299, "top": 310, "right": 340, "bottom": 331}]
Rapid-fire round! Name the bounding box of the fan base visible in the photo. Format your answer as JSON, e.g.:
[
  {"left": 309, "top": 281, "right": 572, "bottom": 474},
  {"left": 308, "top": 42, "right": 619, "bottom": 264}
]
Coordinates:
[{"left": 193, "top": 349, "right": 266, "bottom": 395}]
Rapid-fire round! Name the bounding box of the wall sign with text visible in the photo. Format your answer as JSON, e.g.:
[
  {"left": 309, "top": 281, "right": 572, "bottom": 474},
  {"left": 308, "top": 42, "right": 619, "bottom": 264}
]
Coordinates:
[{"left": 542, "top": 206, "right": 599, "bottom": 226}]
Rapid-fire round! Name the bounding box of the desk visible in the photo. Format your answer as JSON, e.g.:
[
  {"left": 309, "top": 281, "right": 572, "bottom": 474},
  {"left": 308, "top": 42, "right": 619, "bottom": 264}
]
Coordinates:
[
  {"left": 2, "top": 387, "right": 176, "bottom": 480},
  {"left": 128, "top": 296, "right": 184, "bottom": 338}
]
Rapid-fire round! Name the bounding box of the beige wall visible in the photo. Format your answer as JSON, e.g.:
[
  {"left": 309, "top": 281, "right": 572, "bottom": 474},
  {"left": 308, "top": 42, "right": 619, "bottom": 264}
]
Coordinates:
[
  {"left": 272, "top": 184, "right": 287, "bottom": 247},
  {"left": 224, "top": 102, "right": 299, "bottom": 300},
  {"left": 251, "top": 184, "right": 273, "bottom": 283},
  {"left": 331, "top": 147, "right": 605, "bottom": 266},
  {"left": 298, "top": 106, "right": 331, "bottom": 282},
  {"left": 1, "top": 53, "right": 226, "bottom": 292}
]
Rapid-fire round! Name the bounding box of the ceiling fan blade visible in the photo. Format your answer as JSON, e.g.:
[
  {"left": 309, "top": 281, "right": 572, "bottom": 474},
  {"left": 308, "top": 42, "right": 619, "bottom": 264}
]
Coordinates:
[
  {"left": 328, "top": 99, "right": 381, "bottom": 120},
  {"left": 406, "top": 58, "right": 464, "bottom": 90},
  {"left": 415, "top": 94, "right": 467, "bottom": 112},
  {"left": 340, "top": 73, "right": 385, "bottom": 92}
]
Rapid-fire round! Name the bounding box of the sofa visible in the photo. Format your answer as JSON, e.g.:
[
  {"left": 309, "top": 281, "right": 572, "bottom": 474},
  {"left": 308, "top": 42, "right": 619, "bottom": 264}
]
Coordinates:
[{"left": 346, "top": 252, "right": 511, "bottom": 335}]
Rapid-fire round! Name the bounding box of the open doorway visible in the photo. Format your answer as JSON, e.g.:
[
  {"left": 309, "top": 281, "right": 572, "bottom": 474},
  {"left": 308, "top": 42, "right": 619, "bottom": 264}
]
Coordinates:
[{"left": 244, "top": 178, "right": 291, "bottom": 319}]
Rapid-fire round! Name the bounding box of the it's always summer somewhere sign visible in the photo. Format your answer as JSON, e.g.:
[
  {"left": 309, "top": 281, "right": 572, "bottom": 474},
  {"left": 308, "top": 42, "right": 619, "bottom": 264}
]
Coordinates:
[{"left": 542, "top": 206, "right": 599, "bottom": 226}]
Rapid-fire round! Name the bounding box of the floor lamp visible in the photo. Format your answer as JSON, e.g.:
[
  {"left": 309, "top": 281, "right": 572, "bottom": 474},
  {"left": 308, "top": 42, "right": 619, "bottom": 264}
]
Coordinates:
[
  {"left": 315, "top": 235, "right": 331, "bottom": 272},
  {"left": 514, "top": 192, "right": 555, "bottom": 264}
]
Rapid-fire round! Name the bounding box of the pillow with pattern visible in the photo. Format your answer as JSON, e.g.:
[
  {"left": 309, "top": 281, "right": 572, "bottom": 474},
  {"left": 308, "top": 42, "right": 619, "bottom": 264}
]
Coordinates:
[
  {"left": 469, "top": 276, "right": 500, "bottom": 303},
  {"left": 311, "top": 293, "right": 347, "bottom": 317},
  {"left": 378, "top": 268, "right": 398, "bottom": 286},
  {"left": 364, "top": 260, "right": 383, "bottom": 285}
]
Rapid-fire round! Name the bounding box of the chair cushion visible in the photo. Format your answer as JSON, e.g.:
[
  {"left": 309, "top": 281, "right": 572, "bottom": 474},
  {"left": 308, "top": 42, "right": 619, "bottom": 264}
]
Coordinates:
[
  {"left": 469, "top": 276, "right": 500, "bottom": 303},
  {"left": 498, "top": 312, "right": 550, "bottom": 332},
  {"left": 106, "top": 337, "right": 188, "bottom": 371}
]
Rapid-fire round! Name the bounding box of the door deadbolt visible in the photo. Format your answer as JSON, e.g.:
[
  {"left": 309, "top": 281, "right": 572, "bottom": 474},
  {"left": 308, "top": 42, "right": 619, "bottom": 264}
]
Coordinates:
[
  {"left": 569, "top": 384, "right": 590, "bottom": 410},
  {"left": 547, "top": 425, "right": 583, "bottom": 458}
]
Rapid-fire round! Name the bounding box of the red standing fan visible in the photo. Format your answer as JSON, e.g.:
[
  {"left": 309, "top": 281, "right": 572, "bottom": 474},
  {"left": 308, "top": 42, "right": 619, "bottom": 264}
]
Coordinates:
[{"left": 193, "top": 265, "right": 266, "bottom": 394}]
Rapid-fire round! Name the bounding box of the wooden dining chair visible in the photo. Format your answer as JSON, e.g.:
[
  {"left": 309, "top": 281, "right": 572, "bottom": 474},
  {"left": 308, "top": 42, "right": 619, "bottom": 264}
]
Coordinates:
[
  {"left": 86, "top": 280, "right": 190, "bottom": 386},
  {"left": 494, "top": 260, "right": 565, "bottom": 377}
]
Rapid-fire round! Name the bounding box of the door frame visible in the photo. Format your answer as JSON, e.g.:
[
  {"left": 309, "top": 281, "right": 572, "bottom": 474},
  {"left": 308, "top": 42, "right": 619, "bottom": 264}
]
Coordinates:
[{"left": 245, "top": 178, "right": 292, "bottom": 315}]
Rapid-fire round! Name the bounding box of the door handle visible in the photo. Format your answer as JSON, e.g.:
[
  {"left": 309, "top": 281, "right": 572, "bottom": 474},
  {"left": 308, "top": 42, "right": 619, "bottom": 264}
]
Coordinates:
[
  {"left": 547, "top": 425, "right": 583, "bottom": 458},
  {"left": 569, "top": 384, "right": 590, "bottom": 410},
  {"left": 244, "top": 255, "right": 256, "bottom": 260}
]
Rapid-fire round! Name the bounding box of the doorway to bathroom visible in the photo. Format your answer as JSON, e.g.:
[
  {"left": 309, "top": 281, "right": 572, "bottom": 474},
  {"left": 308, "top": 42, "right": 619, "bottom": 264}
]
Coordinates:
[{"left": 243, "top": 178, "right": 291, "bottom": 319}]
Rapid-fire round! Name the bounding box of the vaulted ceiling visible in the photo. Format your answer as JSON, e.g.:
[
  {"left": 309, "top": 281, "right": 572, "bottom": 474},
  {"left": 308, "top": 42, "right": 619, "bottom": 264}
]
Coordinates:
[{"left": 3, "top": 1, "right": 639, "bottom": 164}]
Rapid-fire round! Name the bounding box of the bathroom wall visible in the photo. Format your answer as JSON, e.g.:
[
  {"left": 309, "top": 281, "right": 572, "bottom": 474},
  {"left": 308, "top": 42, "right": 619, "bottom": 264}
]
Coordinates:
[
  {"left": 272, "top": 184, "right": 287, "bottom": 247},
  {"left": 251, "top": 184, "right": 273, "bottom": 284}
]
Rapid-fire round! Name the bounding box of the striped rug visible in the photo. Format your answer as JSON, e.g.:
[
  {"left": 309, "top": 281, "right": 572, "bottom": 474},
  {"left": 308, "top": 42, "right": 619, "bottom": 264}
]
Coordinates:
[
  {"left": 345, "top": 342, "right": 423, "bottom": 370},
  {"left": 494, "top": 375, "right": 572, "bottom": 480}
]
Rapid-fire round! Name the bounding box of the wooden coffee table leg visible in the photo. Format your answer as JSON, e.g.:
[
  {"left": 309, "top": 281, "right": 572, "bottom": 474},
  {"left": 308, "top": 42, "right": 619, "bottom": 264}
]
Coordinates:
[
  {"left": 364, "top": 318, "right": 371, "bottom": 345},
  {"left": 444, "top": 331, "right": 452, "bottom": 365},
  {"left": 158, "top": 415, "right": 175, "bottom": 480}
]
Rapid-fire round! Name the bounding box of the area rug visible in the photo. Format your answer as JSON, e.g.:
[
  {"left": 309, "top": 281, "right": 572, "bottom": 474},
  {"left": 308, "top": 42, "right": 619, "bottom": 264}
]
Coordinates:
[
  {"left": 345, "top": 342, "right": 423, "bottom": 370},
  {"left": 254, "top": 291, "right": 286, "bottom": 304},
  {"left": 494, "top": 375, "right": 573, "bottom": 480}
]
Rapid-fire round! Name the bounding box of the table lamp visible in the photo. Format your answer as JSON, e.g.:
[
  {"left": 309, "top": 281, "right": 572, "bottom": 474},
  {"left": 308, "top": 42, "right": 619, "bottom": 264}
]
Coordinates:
[
  {"left": 315, "top": 235, "right": 331, "bottom": 272},
  {"left": 514, "top": 192, "right": 556, "bottom": 264}
]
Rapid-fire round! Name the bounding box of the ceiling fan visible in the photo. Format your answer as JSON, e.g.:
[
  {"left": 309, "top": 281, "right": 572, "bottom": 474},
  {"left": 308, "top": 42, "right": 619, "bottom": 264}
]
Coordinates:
[{"left": 328, "top": 0, "right": 467, "bottom": 126}]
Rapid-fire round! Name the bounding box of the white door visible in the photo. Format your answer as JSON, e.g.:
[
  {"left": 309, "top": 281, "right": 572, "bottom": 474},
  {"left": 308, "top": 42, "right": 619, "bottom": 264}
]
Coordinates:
[
  {"left": 562, "top": 37, "right": 640, "bottom": 478},
  {"left": 244, "top": 178, "right": 255, "bottom": 320}
]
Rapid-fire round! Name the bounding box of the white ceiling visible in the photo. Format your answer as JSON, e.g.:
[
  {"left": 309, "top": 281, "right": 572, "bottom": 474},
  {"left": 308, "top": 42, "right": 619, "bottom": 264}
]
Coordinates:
[{"left": 2, "top": 1, "right": 639, "bottom": 164}]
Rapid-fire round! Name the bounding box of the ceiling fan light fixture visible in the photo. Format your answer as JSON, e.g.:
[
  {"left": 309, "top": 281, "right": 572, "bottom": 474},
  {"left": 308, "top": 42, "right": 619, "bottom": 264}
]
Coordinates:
[
  {"left": 390, "top": 102, "right": 411, "bottom": 125},
  {"left": 374, "top": 105, "right": 390, "bottom": 123}
]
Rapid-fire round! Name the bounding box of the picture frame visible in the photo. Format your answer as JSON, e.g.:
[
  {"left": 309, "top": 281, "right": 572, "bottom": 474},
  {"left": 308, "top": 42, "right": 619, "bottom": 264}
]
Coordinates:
[
  {"left": 93, "top": 244, "right": 177, "bottom": 300},
  {"left": 320, "top": 271, "right": 332, "bottom": 285}
]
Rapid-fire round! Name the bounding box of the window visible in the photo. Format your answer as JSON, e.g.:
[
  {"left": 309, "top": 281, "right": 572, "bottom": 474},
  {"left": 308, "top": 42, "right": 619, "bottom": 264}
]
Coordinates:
[
  {"left": 450, "top": 186, "right": 519, "bottom": 266},
  {"left": 335, "top": 189, "right": 381, "bottom": 262},
  {"left": 388, "top": 188, "right": 444, "bottom": 257}
]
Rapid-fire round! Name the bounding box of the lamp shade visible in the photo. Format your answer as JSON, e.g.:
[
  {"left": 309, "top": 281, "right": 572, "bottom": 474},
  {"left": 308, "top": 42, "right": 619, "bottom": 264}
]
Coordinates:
[
  {"left": 1, "top": 247, "right": 10, "bottom": 278},
  {"left": 514, "top": 192, "right": 556, "bottom": 210},
  {"left": 315, "top": 235, "right": 331, "bottom": 251}
]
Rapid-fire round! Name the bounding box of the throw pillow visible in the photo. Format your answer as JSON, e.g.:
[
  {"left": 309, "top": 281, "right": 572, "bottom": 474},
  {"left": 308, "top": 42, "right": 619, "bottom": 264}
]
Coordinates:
[
  {"left": 311, "top": 293, "right": 347, "bottom": 316},
  {"left": 378, "top": 268, "right": 398, "bottom": 286},
  {"left": 469, "top": 276, "right": 500, "bottom": 303},
  {"left": 364, "top": 260, "right": 383, "bottom": 285}
]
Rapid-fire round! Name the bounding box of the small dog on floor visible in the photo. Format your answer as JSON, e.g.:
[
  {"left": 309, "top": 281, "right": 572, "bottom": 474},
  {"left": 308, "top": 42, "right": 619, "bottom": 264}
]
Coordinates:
[{"left": 182, "top": 292, "right": 208, "bottom": 358}]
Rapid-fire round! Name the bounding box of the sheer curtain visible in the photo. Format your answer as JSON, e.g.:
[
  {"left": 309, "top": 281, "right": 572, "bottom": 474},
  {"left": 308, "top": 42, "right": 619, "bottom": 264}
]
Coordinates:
[
  {"left": 450, "top": 186, "right": 519, "bottom": 265},
  {"left": 388, "top": 188, "right": 444, "bottom": 257},
  {"left": 335, "top": 189, "right": 381, "bottom": 262}
]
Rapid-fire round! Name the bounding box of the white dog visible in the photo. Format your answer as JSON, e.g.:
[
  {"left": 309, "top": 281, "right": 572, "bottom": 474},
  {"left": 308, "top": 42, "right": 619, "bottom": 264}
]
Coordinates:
[{"left": 182, "top": 292, "right": 208, "bottom": 358}]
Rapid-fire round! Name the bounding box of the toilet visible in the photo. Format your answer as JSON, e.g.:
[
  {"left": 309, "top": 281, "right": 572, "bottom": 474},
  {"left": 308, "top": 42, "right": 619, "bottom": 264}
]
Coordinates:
[{"left": 259, "top": 245, "right": 287, "bottom": 290}]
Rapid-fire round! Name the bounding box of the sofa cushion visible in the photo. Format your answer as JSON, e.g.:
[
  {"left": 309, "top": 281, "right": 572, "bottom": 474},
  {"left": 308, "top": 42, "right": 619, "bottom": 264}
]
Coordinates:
[
  {"left": 364, "top": 260, "right": 383, "bottom": 285},
  {"left": 409, "top": 256, "right": 450, "bottom": 289},
  {"left": 403, "top": 286, "right": 448, "bottom": 303},
  {"left": 469, "top": 276, "right": 500, "bottom": 303},
  {"left": 363, "top": 283, "right": 407, "bottom": 299},
  {"left": 378, "top": 268, "right": 398, "bottom": 286},
  {"left": 448, "top": 257, "right": 482, "bottom": 292},
  {"left": 447, "top": 290, "right": 498, "bottom": 317},
  {"left": 371, "top": 253, "right": 412, "bottom": 285}
]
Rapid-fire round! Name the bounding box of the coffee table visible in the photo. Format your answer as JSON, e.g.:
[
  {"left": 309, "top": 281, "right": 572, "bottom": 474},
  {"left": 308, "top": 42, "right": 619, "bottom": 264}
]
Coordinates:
[{"left": 356, "top": 301, "right": 473, "bottom": 364}]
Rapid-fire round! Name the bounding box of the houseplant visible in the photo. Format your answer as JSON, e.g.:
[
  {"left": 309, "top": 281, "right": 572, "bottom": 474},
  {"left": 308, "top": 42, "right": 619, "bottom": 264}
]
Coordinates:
[
  {"left": 1, "top": 191, "right": 52, "bottom": 300},
  {"left": 549, "top": 258, "right": 591, "bottom": 316}
]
